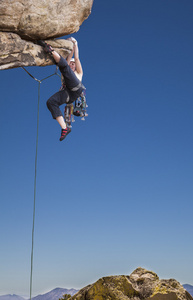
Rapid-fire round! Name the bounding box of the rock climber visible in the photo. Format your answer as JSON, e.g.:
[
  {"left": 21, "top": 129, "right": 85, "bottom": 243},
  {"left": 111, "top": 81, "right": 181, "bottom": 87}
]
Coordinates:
[{"left": 38, "top": 37, "right": 85, "bottom": 141}]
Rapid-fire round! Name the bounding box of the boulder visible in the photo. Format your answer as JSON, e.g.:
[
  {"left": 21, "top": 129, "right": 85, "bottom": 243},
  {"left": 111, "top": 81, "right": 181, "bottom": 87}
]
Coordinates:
[
  {"left": 0, "top": 0, "right": 94, "bottom": 69},
  {"left": 0, "top": 32, "right": 73, "bottom": 70},
  {"left": 70, "top": 267, "right": 193, "bottom": 300},
  {"left": 0, "top": 0, "right": 94, "bottom": 40}
]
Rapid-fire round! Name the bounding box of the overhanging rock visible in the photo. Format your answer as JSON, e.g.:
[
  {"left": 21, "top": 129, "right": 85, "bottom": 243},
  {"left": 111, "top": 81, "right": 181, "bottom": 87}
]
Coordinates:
[
  {"left": 0, "top": 0, "right": 94, "bottom": 69},
  {"left": 0, "top": 0, "right": 93, "bottom": 40},
  {"left": 0, "top": 32, "right": 73, "bottom": 70}
]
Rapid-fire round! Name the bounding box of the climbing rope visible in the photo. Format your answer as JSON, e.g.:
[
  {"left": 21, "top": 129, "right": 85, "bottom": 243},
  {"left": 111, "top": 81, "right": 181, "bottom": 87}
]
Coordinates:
[{"left": 21, "top": 66, "right": 61, "bottom": 300}]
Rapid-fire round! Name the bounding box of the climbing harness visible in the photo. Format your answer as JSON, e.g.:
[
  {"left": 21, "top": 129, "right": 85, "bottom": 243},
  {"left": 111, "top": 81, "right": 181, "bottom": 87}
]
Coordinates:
[
  {"left": 70, "top": 81, "right": 83, "bottom": 92},
  {"left": 64, "top": 90, "right": 88, "bottom": 128},
  {"left": 21, "top": 66, "right": 61, "bottom": 300}
]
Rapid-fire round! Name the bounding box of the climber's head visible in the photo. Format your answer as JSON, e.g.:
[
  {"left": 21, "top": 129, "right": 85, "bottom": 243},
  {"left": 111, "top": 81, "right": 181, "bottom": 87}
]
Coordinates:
[{"left": 69, "top": 58, "right": 76, "bottom": 71}]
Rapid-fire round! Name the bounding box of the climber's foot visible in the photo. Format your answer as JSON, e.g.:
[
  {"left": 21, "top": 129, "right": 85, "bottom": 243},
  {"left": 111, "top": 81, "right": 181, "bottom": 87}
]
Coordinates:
[
  {"left": 37, "top": 40, "right": 54, "bottom": 54},
  {"left": 59, "top": 127, "right": 71, "bottom": 141}
]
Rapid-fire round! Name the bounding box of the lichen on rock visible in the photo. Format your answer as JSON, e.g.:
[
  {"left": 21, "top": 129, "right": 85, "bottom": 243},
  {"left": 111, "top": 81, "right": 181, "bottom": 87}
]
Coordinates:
[{"left": 69, "top": 267, "right": 193, "bottom": 300}]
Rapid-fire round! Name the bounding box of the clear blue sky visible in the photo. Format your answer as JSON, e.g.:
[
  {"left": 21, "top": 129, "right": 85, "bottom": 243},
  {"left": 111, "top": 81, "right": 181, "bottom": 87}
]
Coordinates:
[{"left": 0, "top": 0, "right": 193, "bottom": 297}]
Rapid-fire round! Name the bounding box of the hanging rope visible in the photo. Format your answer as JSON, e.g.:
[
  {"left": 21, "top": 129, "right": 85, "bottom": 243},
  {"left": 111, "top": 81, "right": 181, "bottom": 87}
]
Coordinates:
[
  {"left": 21, "top": 66, "right": 61, "bottom": 300},
  {"left": 30, "top": 79, "right": 40, "bottom": 300}
]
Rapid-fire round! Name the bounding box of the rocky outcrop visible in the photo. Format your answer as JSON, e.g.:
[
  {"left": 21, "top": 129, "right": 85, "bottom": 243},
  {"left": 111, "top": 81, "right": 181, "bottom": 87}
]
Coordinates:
[
  {"left": 0, "top": 0, "right": 93, "bottom": 69},
  {"left": 0, "top": 0, "right": 93, "bottom": 40},
  {"left": 70, "top": 268, "right": 193, "bottom": 300},
  {"left": 0, "top": 32, "right": 73, "bottom": 69}
]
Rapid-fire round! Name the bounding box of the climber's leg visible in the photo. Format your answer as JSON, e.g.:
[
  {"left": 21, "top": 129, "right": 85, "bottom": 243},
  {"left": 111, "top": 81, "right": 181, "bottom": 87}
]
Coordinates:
[
  {"left": 57, "top": 56, "right": 84, "bottom": 92},
  {"left": 56, "top": 116, "right": 67, "bottom": 129},
  {"left": 46, "top": 89, "right": 70, "bottom": 119}
]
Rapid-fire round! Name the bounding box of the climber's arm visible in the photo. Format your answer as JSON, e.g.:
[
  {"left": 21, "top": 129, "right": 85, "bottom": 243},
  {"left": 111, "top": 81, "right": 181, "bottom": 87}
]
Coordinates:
[
  {"left": 66, "top": 47, "right": 74, "bottom": 65},
  {"left": 73, "top": 40, "right": 83, "bottom": 76}
]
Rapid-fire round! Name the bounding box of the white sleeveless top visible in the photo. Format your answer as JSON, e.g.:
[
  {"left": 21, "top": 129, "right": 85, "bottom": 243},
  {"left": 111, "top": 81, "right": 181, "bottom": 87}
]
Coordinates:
[{"left": 74, "top": 71, "right": 83, "bottom": 82}]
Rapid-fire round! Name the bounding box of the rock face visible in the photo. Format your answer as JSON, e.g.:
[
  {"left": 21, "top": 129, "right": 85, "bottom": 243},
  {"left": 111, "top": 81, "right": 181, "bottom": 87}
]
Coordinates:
[
  {"left": 70, "top": 268, "right": 193, "bottom": 300},
  {"left": 0, "top": 32, "right": 73, "bottom": 69},
  {"left": 0, "top": 0, "right": 93, "bottom": 40},
  {"left": 0, "top": 0, "right": 93, "bottom": 69}
]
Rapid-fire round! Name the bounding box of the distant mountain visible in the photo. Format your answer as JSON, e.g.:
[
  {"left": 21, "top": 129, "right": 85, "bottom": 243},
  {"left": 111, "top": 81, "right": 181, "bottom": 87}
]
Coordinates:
[
  {"left": 2, "top": 285, "right": 192, "bottom": 300},
  {"left": 31, "top": 288, "right": 78, "bottom": 300},
  {"left": 0, "top": 295, "right": 25, "bottom": 300},
  {"left": 183, "top": 284, "right": 193, "bottom": 297},
  {"left": 0, "top": 288, "right": 78, "bottom": 300}
]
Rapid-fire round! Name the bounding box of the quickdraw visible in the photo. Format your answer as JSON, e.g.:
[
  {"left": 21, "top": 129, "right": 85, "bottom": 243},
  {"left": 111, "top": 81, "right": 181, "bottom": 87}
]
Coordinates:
[{"left": 64, "top": 91, "right": 88, "bottom": 128}]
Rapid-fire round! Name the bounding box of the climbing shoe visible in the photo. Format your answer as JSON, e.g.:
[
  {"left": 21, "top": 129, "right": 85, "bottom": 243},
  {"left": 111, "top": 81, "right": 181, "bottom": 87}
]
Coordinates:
[
  {"left": 59, "top": 127, "right": 71, "bottom": 141},
  {"left": 37, "top": 40, "right": 54, "bottom": 54}
]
